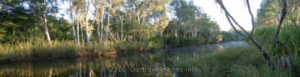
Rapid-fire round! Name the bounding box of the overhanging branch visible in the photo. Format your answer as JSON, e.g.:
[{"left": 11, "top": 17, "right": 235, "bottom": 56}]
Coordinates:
[{"left": 216, "top": 0, "right": 270, "bottom": 61}]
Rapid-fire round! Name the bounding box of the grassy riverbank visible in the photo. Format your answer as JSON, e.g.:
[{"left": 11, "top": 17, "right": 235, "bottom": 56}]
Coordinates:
[
  {"left": 0, "top": 39, "right": 169, "bottom": 63},
  {"left": 174, "top": 46, "right": 293, "bottom": 77},
  {"left": 0, "top": 35, "right": 221, "bottom": 63}
]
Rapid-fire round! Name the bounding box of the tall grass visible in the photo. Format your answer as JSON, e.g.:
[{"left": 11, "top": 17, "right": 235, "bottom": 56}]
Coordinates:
[
  {"left": 174, "top": 46, "right": 292, "bottom": 77},
  {"left": 254, "top": 25, "right": 300, "bottom": 76},
  {"left": 0, "top": 38, "right": 164, "bottom": 62},
  {"left": 0, "top": 40, "right": 104, "bottom": 62}
]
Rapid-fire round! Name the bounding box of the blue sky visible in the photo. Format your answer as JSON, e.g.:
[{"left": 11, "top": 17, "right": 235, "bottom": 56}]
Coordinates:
[{"left": 194, "top": 0, "right": 263, "bottom": 31}]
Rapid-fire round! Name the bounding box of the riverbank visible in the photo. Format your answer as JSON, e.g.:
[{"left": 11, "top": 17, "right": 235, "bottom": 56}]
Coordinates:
[
  {"left": 0, "top": 38, "right": 228, "bottom": 63},
  {"left": 174, "top": 46, "right": 293, "bottom": 77},
  {"left": 0, "top": 40, "right": 165, "bottom": 63}
]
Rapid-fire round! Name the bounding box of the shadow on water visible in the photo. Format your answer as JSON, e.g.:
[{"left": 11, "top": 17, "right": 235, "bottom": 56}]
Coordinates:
[{"left": 0, "top": 41, "right": 247, "bottom": 77}]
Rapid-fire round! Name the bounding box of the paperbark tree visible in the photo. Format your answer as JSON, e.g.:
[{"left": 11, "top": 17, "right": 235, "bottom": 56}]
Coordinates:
[{"left": 27, "top": 0, "right": 58, "bottom": 44}]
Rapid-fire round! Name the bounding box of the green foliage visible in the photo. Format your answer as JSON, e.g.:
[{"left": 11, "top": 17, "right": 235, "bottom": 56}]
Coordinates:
[
  {"left": 163, "top": 0, "right": 220, "bottom": 47},
  {"left": 174, "top": 47, "right": 292, "bottom": 77},
  {"left": 254, "top": 25, "right": 300, "bottom": 56},
  {"left": 145, "top": 37, "right": 164, "bottom": 50},
  {"left": 254, "top": 25, "right": 300, "bottom": 76},
  {"left": 280, "top": 25, "right": 300, "bottom": 55},
  {"left": 48, "top": 17, "right": 73, "bottom": 40},
  {"left": 254, "top": 26, "right": 277, "bottom": 48},
  {"left": 0, "top": 7, "right": 73, "bottom": 43},
  {"left": 256, "top": 0, "right": 278, "bottom": 26},
  {"left": 0, "top": 7, "right": 40, "bottom": 44},
  {"left": 220, "top": 31, "right": 242, "bottom": 41},
  {"left": 254, "top": 1, "right": 300, "bottom": 76}
]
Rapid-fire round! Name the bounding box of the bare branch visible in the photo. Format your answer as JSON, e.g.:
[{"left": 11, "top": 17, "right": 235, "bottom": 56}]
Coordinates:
[
  {"left": 216, "top": 0, "right": 249, "bottom": 35},
  {"left": 216, "top": 0, "right": 270, "bottom": 61},
  {"left": 225, "top": 14, "right": 247, "bottom": 37},
  {"left": 245, "top": 0, "right": 255, "bottom": 35}
]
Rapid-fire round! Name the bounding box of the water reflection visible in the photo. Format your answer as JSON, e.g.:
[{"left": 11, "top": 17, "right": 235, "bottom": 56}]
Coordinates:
[{"left": 0, "top": 41, "right": 247, "bottom": 77}]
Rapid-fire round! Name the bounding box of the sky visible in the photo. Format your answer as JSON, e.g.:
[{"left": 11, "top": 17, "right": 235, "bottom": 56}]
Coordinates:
[{"left": 194, "top": 0, "right": 263, "bottom": 31}]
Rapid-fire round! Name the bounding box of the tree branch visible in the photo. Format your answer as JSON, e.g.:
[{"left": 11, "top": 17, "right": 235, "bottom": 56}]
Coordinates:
[
  {"left": 216, "top": 0, "right": 270, "bottom": 61},
  {"left": 272, "top": 0, "right": 288, "bottom": 52},
  {"left": 225, "top": 15, "right": 247, "bottom": 37},
  {"left": 245, "top": 0, "right": 255, "bottom": 35},
  {"left": 217, "top": 0, "right": 249, "bottom": 35}
]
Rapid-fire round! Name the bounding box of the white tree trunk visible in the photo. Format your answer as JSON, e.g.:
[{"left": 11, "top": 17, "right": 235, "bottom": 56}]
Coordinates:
[
  {"left": 42, "top": 14, "right": 51, "bottom": 43},
  {"left": 70, "top": 1, "right": 80, "bottom": 46},
  {"left": 85, "top": 4, "right": 92, "bottom": 46}
]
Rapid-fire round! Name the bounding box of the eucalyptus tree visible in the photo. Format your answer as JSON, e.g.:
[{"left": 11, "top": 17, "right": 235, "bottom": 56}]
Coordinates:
[
  {"left": 148, "top": 0, "right": 171, "bottom": 35},
  {"left": 83, "top": 0, "right": 93, "bottom": 46},
  {"left": 125, "top": 0, "right": 171, "bottom": 39},
  {"left": 169, "top": 0, "right": 200, "bottom": 38},
  {"left": 26, "top": 0, "right": 59, "bottom": 43},
  {"left": 105, "top": 0, "right": 125, "bottom": 41},
  {"left": 67, "top": 0, "right": 81, "bottom": 46},
  {"left": 282, "top": 0, "right": 300, "bottom": 26},
  {"left": 168, "top": 0, "right": 220, "bottom": 43},
  {"left": 91, "top": 0, "right": 106, "bottom": 43},
  {"left": 257, "top": 0, "right": 300, "bottom": 26},
  {"left": 69, "top": 0, "right": 93, "bottom": 46}
]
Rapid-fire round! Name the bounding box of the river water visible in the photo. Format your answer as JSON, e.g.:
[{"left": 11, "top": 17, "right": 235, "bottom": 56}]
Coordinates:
[{"left": 0, "top": 41, "right": 247, "bottom": 77}]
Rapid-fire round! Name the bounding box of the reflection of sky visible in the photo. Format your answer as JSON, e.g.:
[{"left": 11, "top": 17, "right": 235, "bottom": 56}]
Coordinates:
[
  {"left": 56, "top": 0, "right": 263, "bottom": 31},
  {"left": 194, "top": 0, "right": 263, "bottom": 31}
]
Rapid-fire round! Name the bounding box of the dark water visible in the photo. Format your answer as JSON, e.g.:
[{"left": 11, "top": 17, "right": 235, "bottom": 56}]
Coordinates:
[{"left": 0, "top": 41, "right": 247, "bottom": 77}]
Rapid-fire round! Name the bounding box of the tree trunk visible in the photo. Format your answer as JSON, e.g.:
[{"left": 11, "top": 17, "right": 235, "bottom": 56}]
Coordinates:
[
  {"left": 85, "top": 0, "right": 92, "bottom": 46},
  {"left": 76, "top": 21, "right": 80, "bottom": 46},
  {"left": 72, "top": 23, "right": 77, "bottom": 43},
  {"left": 80, "top": 23, "right": 85, "bottom": 45},
  {"left": 96, "top": 23, "right": 101, "bottom": 43},
  {"left": 97, "top": 14, "right": 105, "bottom": 44},
  {"left": 121, "top": 15, "right": 124, "bottom": 41},
  {"left": 85, "top": 16, "right": 92, "bottom": 46},
  {"left": 70, "top": 1, "right": 80, "bottom": 46},
  {"left": 100, "top": 19, "right": 104, "bottom": 44},
  {"left": 42, "top": 14, "right": 51, "bottom": 43},
  {"left": 105, "top": 0, "right": 116, "bottom": 41}
]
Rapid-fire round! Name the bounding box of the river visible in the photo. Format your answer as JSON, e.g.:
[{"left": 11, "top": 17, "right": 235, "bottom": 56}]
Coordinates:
[{"left": 0, "top": 41, "right": 247, "bottom": 77}]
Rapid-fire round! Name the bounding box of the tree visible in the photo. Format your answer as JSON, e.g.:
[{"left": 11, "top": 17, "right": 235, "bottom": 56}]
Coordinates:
[
  {"left": 0, "top": 6, "right": 38, "bottom": 43},
  {"left": 26, "top": 0, "right": 59, "bottom": 44},
  {"left": 215, "top": 0, "right": 290, "bottom": 67},
  {"left": 91, "top": 0, "right": 107, "bottom": 44},
  {"left": 66, "top": 0, "right": 81, "bottom": 46},
  {"left": 166, "top": 0, "right": 220, "bottom": 45}
]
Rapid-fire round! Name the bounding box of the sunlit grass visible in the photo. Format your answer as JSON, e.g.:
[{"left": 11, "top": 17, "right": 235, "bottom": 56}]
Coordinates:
[
  {"left": 0, "top": 41, "right": 78, "bottom": 62},
  {"left": 0, "top": 40, "right": 108, "bottom": 62},
  {"left": 0, "top": 39, "right": 164, "bottom": 62}
]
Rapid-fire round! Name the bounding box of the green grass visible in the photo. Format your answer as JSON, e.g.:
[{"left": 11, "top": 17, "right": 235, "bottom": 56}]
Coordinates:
[{"left": 174, "top": 46, "right": 292, "bottom": 77}]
